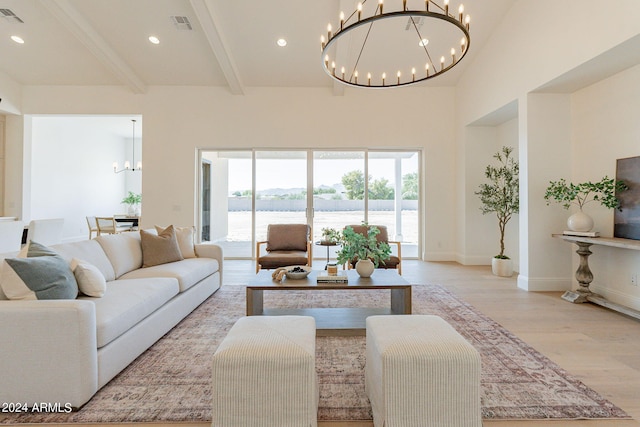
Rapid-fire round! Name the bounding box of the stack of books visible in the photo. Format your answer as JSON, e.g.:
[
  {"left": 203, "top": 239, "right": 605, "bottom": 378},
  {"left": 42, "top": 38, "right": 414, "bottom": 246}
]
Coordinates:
[
  {"left": 317, "top": 273, "right": 348, "bottom": 284},
  {"left": 563, "top": 230, "right": 600, "bottom": 237}
]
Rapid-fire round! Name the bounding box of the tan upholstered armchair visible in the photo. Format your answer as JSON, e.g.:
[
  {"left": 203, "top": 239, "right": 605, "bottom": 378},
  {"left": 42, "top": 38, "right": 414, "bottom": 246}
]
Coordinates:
[
  {"left": 345, "top": 224, "right": 402, "bottom": 275},
  {"left": 256, "top": 224, "right": 312, "bottom": 273}
]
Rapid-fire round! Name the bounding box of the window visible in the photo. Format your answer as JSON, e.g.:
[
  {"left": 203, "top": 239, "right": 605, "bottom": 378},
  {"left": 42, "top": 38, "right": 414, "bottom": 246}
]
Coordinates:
[{"left": 199, "top": 149, "right": 420, "bottom": 259}]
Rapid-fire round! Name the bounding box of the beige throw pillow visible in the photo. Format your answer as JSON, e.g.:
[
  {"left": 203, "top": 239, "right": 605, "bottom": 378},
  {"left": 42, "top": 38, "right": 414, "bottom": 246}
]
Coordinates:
[
  {"left": 70, "top": 258, "right": 106, "bottom": 297},
  {"left": 155, "top": 225, "right": 196, "bottom": 258},
  {"left": 140, "top": 225, "right": 184, "bottom": 267}
]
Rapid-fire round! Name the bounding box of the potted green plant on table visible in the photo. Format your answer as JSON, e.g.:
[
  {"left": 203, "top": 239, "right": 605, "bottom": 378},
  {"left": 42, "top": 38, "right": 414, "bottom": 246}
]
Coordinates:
[
  {"left": 544, "top": 177, "right": 627, "bottom": 232},
  {"left": 121, "top": 191, "right": 142, "bottom": 216},
  {"left": 475, "top": 146, "right": 519, "bottom": 277},
  {"left": 320, "top": 227, "right": 340, "bottom": 244},
  {"left": 335, "top": 224, "right": 391, "bottom": 278}
]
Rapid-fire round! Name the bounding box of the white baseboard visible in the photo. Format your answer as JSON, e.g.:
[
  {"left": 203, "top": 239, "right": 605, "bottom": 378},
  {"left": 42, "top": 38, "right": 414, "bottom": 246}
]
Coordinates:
[
  {"left": 454, "top": 253, "right": 491, "bottom": 265},
  {"left": 590, "top": 285, "right": 640, "bottom": 312},
  {"left": 518, "top": 275, "right": 571, "bottom": 291},
  {"left": 423, "top": 251, "right": 457, "bottom": 262}
]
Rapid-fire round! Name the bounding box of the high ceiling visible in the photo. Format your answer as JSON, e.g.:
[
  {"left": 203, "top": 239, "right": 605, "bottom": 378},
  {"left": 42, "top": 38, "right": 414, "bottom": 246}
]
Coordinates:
[{"left": 0, "top": 0, "right": 515, "bottom": 94}]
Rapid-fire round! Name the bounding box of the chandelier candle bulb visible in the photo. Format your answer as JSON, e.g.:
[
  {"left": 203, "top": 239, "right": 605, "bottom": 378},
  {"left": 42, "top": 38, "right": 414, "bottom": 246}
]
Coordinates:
[
  {"left": 327, "top": 23, "right": 332, "bottom": 40},
  {"left": 324, "top": 55, "right": 329, "bottom": 68},
  {"left": 459, "top": 4, "right": 464, "bottom": 22},
  {"left": 354, "top": 70, "right": 358, "bottom": 84},
  {"left": 321, "top": 35, "right": 325, "bottom": 50},
  {"left": 461, "top": 37, "right": 466, "bottom": 52},
  {"left": 379, "top": 0, "right": 384, "bottom": 15},
  {"left": 397, "top": 71, "right": 401, "bottom": 85},
  {"left": 382, "top": 72, "right": 386, "bottom": 85},
  {"left": 340, "top": 11, "right": 344, "bottom": 30},
  {"left": 466, "top": 14, "right": 470, "bottom": 30},
  {"left": 403, "top": 0, "right": 407, "bottom": 11},
  {"left": 357, "top": 3, "right": 362, "bottom": 21},
  {"left": 426, "top": 63, "right": 430, "bottom": 76},
  {"left": 444, "top": 0, "right": 449, "bottom": 16},
  {"left": 368, "top": 72, "right": 372, "bottom": 86},
  {"left": 440, "top": 56, "right": 445, "bottom": 70},
  {"left": 341, "top": 66, "right": 345, "bottom": 80},
  {"left": 425, "top": 0, "right": 429, "bottom": 11},
  {"left": 331, "top": 62, "right": 336, "bottom": 76},
  {"left": 451, "top": 48, "right": 456, "bottom": 62},
  {"left": 412, "top": 67, "right": 416, "bottom": 81}
]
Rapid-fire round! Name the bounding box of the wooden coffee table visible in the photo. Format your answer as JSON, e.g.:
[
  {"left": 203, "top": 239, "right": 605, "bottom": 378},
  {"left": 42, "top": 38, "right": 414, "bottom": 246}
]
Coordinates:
[{"left": 247, "top": 269, "right": 411, "bottom": 336}]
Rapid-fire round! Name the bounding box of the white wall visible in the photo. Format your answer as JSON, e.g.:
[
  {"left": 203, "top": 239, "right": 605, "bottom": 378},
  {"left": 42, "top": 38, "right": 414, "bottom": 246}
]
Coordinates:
[
  {"left": 0, "top": 70, "right": 21, "bottom": 115},
  {"left": 4, "top": 0, "right": 640, "bottom": 296},
  {"left": 519, "top": 93, "right": 573, "bottom": 291},
  {"left": 0, "top": 116, "right": 4, "bottom": 215},
  {"left": 7, "top": 85, "right": 456, "bottom": 255},
  {"left": 570, "top": 64, "right": 640, "bottom": 309},
  {"left": 456, "top": 0, "right": 640, "bottom": 299},
  {"left": 29, "top": 116, "right": 141, "bottom": 241}
]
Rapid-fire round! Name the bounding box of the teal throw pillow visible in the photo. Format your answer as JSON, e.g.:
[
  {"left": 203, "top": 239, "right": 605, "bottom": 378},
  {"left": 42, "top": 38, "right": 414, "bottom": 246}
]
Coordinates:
[{"left": 0, "top": 242, "right": 79, "bottom": 300}]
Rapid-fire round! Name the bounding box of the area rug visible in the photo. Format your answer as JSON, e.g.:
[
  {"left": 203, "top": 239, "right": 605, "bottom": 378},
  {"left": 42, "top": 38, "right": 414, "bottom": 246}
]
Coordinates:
[{"left": 0, "top": 285, "right": 629, "bottom": 423}]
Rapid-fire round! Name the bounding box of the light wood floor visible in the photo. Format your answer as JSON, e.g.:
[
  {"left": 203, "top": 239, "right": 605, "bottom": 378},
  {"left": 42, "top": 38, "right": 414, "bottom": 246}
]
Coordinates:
[{"left": 27, "top": 260, "right": 640, "bottom": 427}]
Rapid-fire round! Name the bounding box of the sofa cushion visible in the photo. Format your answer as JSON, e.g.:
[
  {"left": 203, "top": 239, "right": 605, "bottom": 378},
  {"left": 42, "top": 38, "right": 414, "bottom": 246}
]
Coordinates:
[
  {"left": 258, "top": 251, "right": 309, "bottom": 269},
  {"left": 70, "top": 258, "right": 107, "bottom": 297},
  {"left": 53, "top": 239, "right": 116, "bottom": 282},
  {"left": 96, "top": 233, "right": 143, "bottom": 278},
  {"left": 155, "top": 225, "right": 196, "bottom": 259},
  {"left": 80, "top": 278, "right": 179, "bottom": 348},
  {"left": 119, "top": 258, "right": 218, "bottom": 293},
  {"left": 266, "top": 224, "right": 309, "bottom": 252},
  {"left": 1, "top": 243, "right": 78, "bottom": 300},
  {"left": 141, "top": 225, "right": 183, "bottom": 268}
]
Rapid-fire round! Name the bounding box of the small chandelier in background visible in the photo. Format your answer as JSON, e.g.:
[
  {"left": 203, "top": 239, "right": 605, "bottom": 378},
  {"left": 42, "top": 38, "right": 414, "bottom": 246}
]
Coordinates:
[
  {"left": 321, "top": 0, "right": 470, "bottom": 88},
  {"left": 113, "top": 119, "right": 142, "bottom": 173}
]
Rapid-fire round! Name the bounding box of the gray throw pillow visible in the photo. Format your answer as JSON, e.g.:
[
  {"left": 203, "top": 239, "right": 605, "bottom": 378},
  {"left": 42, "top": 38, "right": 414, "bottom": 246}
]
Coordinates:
[{"left": 0, "top": 241, "right": 79, "bottom": 300}]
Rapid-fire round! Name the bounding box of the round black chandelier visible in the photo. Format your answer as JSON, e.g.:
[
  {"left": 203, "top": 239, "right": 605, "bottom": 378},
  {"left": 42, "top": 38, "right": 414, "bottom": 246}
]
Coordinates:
[{"left": 321, "top": 0, "right": 470, "bottom": 88}]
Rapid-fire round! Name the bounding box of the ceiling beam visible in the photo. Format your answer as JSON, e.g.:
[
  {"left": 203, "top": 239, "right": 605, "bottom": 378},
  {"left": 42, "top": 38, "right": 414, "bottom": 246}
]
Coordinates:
[
  {"left": 190, "top": 0, "right": 244, "bottom": 95},
  {"left": 40, "top": 0, "right": 146, "bottom": 94}
]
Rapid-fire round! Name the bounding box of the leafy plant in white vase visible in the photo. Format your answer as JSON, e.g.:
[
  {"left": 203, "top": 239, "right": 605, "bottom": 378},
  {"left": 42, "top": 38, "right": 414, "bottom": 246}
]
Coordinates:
[
  {"left": 335, "top": 224, "right": 391, "bottom": 278},
  {"left": 475, "top": 146, "right": 519, "bottom": 277},
  {"left": 121, "top": 191, "right": 142, "bottom": 216},
  {"left": 544, "top": 177, "right": 627, "bottom": 232}
]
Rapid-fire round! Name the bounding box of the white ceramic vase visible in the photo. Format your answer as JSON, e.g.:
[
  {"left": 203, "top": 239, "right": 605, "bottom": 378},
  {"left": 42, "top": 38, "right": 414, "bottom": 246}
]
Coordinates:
[
  {"left": 355, "top": 259, "right": 375, "bottom": 278},
  {"left": 567, "top": 210, "right": 594, "bottom": 232},
  {"left": 492, "top": 257, "right": 513, "bottom": 277}
]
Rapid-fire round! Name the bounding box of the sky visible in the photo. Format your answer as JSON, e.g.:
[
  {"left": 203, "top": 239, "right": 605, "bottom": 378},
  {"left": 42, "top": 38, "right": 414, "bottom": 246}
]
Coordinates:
[{"left": 227, "top": 154, "right": 419, "bottom": 193}]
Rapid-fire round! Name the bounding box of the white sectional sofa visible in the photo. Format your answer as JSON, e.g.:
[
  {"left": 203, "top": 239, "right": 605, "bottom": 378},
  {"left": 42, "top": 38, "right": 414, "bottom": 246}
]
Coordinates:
[{"left": 0, "top": 231, "right": 223, "bottom": 409}]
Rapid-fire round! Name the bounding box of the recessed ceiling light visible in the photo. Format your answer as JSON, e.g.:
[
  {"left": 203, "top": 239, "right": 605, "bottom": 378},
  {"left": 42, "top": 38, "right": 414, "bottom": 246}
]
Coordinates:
[
  {"left": 11, "top": 35, "right": 24, "bottom": 44},
  {"left": 148, "top": 36, "right": 160, "bottom": 44},
  {"left": 276, "top": 38, "right": 287, "bottom": 47},
  {"left": 418, "top": 38, "right": 428, "bottom": 47}
]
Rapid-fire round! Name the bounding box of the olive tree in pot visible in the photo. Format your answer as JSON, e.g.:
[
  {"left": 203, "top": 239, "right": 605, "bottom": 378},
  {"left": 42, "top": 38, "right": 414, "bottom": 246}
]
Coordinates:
[{"left": 475, "top": 146, "right": 519, "bottom": 277}]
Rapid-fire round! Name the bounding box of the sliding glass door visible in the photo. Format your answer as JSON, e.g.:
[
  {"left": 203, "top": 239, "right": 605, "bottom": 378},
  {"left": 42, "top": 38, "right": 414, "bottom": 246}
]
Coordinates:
[
  {"left": 254, "top": 151, "right": 308, "bottom": 242},
  {"left": 200, "top": 149, "right": 420, "bottom": 260}
]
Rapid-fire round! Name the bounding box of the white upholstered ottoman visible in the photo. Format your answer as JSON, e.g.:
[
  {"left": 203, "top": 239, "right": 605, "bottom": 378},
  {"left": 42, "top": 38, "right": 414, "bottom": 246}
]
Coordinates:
[
  {"left": 365, "top": 315, "right": 482, "bottom": 427},
  {"left": 211, "top": 315, "right": 318, "bottom": 427}
]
